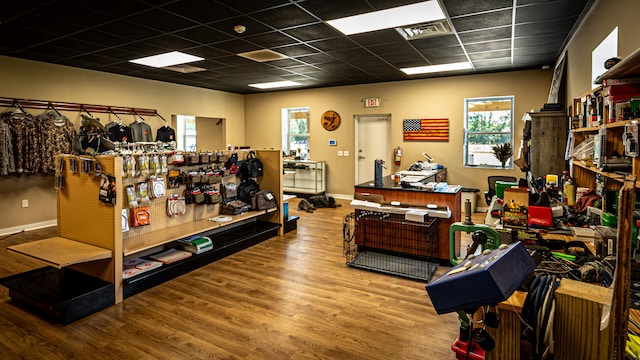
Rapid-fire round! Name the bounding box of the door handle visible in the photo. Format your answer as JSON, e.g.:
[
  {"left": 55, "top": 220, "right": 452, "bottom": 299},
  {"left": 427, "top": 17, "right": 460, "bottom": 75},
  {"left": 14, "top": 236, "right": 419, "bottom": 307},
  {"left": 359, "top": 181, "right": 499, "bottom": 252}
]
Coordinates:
[{"left": 358, "top": 155, "right": 365, "bottom": 160}]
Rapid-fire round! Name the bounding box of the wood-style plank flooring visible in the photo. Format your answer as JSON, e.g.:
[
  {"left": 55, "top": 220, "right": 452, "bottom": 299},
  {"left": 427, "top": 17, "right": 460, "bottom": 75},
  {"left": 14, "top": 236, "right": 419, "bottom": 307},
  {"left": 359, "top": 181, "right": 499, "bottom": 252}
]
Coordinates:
[{"left": 0, "top": 199, "right": 466, "bottom": 359}]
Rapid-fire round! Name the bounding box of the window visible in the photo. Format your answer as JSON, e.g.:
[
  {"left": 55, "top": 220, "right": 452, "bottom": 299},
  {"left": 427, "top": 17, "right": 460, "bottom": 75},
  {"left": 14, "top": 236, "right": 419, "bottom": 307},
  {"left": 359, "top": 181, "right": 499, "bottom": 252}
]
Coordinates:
[
  {"left": 176, "top": 114, "right": 197, "bottom": 151},
  {"left": 591, "top": 27, "right": 618, "bottom": 88},
  {"left": 281, "top": 107, "right": 310, "bottom": 159},
  {"left": 464, "top": 96, "right": 514, "bottom": 168}
]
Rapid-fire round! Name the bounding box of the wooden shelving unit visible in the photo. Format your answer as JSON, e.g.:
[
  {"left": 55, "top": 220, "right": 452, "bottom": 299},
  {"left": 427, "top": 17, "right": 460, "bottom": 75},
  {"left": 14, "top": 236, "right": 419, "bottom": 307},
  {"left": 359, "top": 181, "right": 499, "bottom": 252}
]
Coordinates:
[
  {"left": 568, "top": 46, "right": 640, "bottom": 358},
  {"left": 4, "top": 149, "right": 284, "bottom": 313},
  {"left": 570, "top": 118, "right": 640, "bottom": 191},
  {"left": 570, "top": 46, "right": 640, "bottom": 192}
]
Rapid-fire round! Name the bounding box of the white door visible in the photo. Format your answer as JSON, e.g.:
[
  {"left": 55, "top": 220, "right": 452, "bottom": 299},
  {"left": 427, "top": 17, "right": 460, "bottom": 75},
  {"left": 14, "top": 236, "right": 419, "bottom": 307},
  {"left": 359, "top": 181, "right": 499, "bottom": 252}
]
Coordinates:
[{"left": 355, "top": 114, "right": 392, "bottom": 185}]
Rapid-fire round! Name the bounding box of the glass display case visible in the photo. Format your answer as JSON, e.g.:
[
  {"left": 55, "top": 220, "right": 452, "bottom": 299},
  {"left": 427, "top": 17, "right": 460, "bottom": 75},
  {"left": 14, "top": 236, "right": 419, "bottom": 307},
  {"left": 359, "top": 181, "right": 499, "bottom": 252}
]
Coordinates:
[{"left": 283, "top": 160, "right": 326, "bottom": 194}]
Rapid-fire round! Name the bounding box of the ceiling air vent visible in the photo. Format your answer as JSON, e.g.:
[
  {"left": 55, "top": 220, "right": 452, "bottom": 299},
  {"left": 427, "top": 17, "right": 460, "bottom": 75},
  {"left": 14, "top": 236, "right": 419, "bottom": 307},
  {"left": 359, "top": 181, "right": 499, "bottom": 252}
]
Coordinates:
[
  {"left": 164, "top": 64, "right": 206, "bottom": 73},
  {"left": 237, "top": 49, "right": 288, "bottom": 63},
  {"left": 397, "top": 20, "right": 452, "bottom": 40}
]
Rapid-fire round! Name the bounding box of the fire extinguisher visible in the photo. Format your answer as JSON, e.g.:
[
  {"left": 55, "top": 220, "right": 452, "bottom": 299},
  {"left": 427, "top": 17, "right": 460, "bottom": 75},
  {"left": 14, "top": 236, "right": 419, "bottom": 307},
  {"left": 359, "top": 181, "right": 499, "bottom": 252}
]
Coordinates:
[{"left": 394, "top": 146, "right": 402, "bottom": 166}]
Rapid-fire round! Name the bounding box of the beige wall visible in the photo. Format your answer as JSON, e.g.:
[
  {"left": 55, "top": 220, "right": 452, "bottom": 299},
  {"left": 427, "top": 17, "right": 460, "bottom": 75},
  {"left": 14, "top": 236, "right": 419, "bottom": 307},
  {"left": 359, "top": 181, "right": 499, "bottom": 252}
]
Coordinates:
[
  {"left": 245, "top": 70, "right": 552, "bottom": 198},
  {"left": 2, "top": 63, "right": 551, "bottom": 233},
  {"left": 195, "top": 117, "right": 226, "bottom": 151},
  {"left": 0, "top": 56, "right": 245, "bottom": 233},
  {"left": 565, "top": 0, "right": 640, "bottom": 105}
]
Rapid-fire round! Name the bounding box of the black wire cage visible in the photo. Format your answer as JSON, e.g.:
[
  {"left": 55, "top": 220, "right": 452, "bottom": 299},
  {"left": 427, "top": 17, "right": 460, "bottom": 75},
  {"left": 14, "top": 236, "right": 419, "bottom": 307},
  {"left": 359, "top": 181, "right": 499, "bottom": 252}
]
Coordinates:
[{"left": 343, "top": 211, "right": 440, "bottom": 282}]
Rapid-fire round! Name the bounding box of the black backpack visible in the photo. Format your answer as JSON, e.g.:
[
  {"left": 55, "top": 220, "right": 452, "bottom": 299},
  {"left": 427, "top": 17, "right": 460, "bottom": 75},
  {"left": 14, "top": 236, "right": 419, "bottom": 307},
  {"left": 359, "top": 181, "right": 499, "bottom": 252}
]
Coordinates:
[
  {"left": 237, "top": 178, "right": 259, "bottom": 204},
  {"left": 240, "top": 151, "right": 263, "bottom": 178}
]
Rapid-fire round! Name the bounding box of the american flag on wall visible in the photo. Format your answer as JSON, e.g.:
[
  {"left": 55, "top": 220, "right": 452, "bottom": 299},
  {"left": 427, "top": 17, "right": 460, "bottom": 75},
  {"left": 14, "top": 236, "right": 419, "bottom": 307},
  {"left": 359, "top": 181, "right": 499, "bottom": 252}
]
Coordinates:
[{"left": 403, "top": 118, "right": 449, "bottom": 141}]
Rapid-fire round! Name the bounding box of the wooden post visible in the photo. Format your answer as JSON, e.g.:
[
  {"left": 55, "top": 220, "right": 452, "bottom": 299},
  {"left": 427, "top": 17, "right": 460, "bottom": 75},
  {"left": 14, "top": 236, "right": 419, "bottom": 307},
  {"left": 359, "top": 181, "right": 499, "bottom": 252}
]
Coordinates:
[{"left": 611, "top": 176, "right": 636, "bottom": 359}]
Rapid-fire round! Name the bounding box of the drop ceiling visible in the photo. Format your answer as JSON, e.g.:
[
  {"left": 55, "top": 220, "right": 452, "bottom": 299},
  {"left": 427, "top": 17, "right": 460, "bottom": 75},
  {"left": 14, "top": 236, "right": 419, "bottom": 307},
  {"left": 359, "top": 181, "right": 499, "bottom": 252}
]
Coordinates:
[{"left": 0, "top": 0, "right": 594, "bottom": 95}]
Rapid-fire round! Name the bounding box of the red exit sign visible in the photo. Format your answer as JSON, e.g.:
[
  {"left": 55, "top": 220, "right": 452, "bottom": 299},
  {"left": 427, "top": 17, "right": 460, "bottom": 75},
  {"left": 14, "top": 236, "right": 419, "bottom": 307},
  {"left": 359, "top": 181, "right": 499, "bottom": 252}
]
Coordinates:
[{"left": 364, "top": 97, "right": 380, "bottom": 107}]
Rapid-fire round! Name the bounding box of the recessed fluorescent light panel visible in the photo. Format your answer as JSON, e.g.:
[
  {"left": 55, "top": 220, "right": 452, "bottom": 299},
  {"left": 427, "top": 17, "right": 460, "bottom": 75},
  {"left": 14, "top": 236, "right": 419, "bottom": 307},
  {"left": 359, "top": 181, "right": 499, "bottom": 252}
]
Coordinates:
[
  {"left": 248, "top": 81, "right": 302, "bottom": 89},
  {"left": 401, "top": 62, "right": 473, "bottom": 75},
  {"left": 130, "top": 51, "right": 204, "bottom": 68},
  {"left": 327, "top": 1, "right": 445, "bottom": 35}
]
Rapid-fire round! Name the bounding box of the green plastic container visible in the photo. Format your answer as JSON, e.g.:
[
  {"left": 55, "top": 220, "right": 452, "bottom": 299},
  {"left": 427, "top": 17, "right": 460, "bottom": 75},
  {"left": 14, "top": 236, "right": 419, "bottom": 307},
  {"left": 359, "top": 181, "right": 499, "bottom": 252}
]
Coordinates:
[{"left": 495, "top": 181, "right": 518, "bottom": 199}]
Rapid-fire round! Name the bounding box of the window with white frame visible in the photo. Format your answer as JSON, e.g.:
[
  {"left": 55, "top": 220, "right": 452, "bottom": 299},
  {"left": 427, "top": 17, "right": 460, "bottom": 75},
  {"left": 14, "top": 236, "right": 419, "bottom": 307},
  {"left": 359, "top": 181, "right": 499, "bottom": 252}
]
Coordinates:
[
  {"left": 176, "top": 114, "right": 197, "bottom": 151},
  {"left": 281, "top": 107, "right": 310, "bottom": 159},
  {"left": 464, "top": 96, "right": 514, "bottom": 168}
]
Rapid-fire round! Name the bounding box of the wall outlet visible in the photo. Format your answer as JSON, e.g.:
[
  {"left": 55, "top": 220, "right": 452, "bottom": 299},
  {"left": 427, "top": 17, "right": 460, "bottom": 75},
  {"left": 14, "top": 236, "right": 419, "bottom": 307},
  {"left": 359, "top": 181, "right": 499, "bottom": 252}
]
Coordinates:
[
  {"left": 338, "top": 151, "right": 344, "bottom": 156},
  {"left": 343, "top": 150, "right": 349, "bottom": 156},
  {"left": 21, "top": 199, "right": 29, "bottom": 208}
]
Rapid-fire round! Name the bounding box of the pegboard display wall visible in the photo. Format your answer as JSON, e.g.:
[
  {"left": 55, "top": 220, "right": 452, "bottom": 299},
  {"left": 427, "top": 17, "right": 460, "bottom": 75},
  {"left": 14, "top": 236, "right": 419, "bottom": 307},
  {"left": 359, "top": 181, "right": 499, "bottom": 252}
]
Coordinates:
[
  {"left": 52, "top": 149, "right": 282, "bottom": 304},
  {"left": 121, "top": 174, "right": 231, "bottom": 253},
  {"left": 119, "top": 153, "right": 239, "bottom": 252},
  {"left": 118, "top": 149, "right": 282, "bottom": 253},
  {"left": 57, "top": 155, "right": 120, "bottom": 250},
  {"left": 57, "top": 150, "right": 282, "bottom": 253}
]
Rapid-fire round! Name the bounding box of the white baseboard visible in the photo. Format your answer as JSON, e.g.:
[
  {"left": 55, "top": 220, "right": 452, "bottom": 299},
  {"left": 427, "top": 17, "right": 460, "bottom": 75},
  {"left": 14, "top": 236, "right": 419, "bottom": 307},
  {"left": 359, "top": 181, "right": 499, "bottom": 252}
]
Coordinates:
[
  {"left": 0, "top": 219, "right": 57, "bottom": 237},
  {"left": 326, "top": 193, "right": 353, "bottom": 200}
]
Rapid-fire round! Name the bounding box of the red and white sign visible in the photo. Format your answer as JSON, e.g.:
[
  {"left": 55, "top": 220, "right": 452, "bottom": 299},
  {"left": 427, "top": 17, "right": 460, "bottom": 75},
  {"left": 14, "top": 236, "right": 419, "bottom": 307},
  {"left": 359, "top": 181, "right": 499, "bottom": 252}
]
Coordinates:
[{"left": 364, "top": 97, "right": 380, "bottom": 108}]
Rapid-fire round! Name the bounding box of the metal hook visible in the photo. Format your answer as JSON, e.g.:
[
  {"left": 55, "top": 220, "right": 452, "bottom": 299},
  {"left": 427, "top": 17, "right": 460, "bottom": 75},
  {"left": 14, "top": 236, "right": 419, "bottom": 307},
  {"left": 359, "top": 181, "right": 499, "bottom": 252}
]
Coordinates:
[
  {"left": 13, "top": 99, "right": 26, "bottom": 114},
  {"left": 133, "top": 110, "right": 145, "bottom": 122},
  {"left": 108, "top": 107, "right": 123, "bottom": 123},
  {"left": 80, "top": 105, "right": 94, "bottom": 118},
  {"left": 48, "top": 102, "right": 62, "bottom": 117}
]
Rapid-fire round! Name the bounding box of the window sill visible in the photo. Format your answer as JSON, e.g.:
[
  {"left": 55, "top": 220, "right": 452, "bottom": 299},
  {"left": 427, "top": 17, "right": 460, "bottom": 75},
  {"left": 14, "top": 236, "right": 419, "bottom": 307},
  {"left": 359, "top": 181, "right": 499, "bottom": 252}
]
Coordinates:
[{"left": 464, "top": 164, "right": 513, "bottom": 170}]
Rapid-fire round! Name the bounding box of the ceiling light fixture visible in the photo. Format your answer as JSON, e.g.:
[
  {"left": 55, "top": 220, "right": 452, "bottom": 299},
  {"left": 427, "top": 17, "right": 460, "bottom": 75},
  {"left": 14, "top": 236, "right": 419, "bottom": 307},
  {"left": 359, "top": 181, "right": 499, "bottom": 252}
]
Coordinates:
[
  {"left": 400, "top": 62, "right": 473, "bottom": 75},
  {"left": 248, "top": 80, "right": 302, "bottom": 89},
  {"left": 130, "top": 51, "right": 203, "bottom": 68},
  {"left": 327, "top": 1, "right": 445, "bottom": 35}
]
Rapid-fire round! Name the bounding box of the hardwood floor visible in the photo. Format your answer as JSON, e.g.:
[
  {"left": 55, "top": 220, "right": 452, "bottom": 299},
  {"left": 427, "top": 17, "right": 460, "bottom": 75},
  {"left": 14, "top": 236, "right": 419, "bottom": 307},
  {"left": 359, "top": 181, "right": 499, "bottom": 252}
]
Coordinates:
[{"left": 0, "top": 199, "right": 463, "bottom": 359}]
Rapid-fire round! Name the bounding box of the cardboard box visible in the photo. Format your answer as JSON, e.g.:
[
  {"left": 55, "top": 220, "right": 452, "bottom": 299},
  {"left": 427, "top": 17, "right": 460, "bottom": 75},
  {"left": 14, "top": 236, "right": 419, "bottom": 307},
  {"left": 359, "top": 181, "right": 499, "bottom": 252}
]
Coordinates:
[
  {"left": 594, "top": 225, "right": 617, "bottom": 257},
  {"left": 602, "top": 78, "right": 640, "bottom": 87},
  {"left": 502, "top": 187, "right": 529, "bottom": 229},
  {"left": 605, "top": 82, "right": 640, "bottom": 96},
  {"left": 426, "top": 242, "right": 536, "bottom": 314},
  {"left": 405, "top": 209, "right": 428, "bottom": 223}
]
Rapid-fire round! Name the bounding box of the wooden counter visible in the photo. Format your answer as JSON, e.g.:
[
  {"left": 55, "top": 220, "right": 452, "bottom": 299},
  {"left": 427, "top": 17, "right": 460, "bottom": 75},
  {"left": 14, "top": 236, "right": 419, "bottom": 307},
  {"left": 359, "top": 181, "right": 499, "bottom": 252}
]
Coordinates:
[
  {"left": 486, "top": 279, "right": 613, "bottom": 360},
  {"left": 354, "top": 176, "right": 461, "bottom": 262}
]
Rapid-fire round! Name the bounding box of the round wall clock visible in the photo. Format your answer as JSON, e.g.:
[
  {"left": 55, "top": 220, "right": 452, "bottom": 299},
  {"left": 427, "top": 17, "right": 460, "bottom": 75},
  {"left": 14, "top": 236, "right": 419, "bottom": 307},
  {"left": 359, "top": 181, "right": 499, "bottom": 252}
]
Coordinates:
[{"left": 321, "top": 110, "right": 341, "bottom": 131}]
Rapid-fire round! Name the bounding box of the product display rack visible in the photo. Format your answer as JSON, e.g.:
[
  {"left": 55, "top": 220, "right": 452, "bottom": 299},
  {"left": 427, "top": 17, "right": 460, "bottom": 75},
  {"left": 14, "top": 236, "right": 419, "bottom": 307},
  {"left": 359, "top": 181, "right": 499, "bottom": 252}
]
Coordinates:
[
  {"left": 3, "top": 149, "right": 284, "bottom": 322},
  {"left": 283, "top": 160, "right": 326, "bottom": 194},
  {"left": 571, "top": 121, "right": 639, "bottom": 190},
  {"left": 570, "top": 47, "right": 640, "bottom": 192},
  {"left": 566, "top": 46, "right": 640, "bottom": 357}
]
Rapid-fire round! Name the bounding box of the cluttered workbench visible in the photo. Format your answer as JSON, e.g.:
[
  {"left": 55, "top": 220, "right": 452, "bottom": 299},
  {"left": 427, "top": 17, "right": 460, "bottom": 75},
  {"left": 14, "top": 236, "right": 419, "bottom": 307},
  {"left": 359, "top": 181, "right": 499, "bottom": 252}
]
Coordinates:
[{"left": 426, "top": 173, "right": 636, "bottom": 360}]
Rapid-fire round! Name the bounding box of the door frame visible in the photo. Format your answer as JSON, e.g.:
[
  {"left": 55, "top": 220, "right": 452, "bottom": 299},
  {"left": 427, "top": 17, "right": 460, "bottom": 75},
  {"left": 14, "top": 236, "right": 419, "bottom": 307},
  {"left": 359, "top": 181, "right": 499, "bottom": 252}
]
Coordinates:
[{"left": 354, "top": 113, "right": 392, "bottom": 185}]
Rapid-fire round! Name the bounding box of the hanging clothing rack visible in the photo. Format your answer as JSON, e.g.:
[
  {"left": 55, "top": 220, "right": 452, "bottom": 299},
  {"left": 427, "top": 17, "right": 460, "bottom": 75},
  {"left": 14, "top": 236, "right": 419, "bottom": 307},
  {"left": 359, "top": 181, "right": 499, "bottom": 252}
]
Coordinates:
[{"left": 0, "top": 97, "right": 162, "bottom": 119}]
